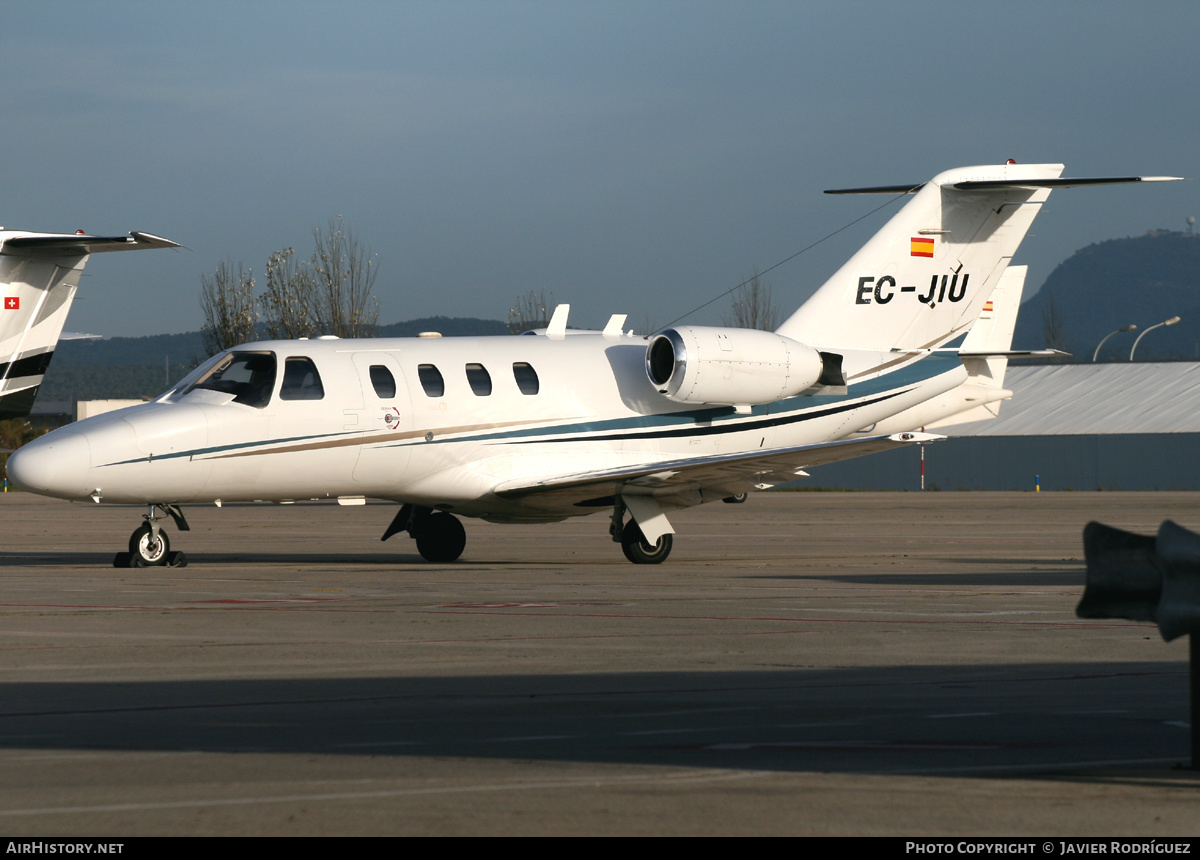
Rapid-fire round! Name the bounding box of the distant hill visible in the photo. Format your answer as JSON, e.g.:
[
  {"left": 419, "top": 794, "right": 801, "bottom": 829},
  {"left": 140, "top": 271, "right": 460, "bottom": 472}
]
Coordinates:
[
  {"left": 54, "top": 331, "right": 209, "bottom": 368},
  {"left": 37, "top": 315, "right": 508, "bottom": 403},
  {"left": 375, "top": 316, "right": 508, "bottom": 338},
  {"left": 1014, "top": 231, "right": 1200, "bottom": 361}
]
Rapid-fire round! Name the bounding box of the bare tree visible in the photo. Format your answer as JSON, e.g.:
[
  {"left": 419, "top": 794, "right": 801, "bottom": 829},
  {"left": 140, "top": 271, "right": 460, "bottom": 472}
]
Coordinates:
[
  {"left": 259, "top": 246, "right": 318, "bottom": 340},
  {"left": 207, "top": 218, "right": 381, "bottom": 344},
  {"left": 200, "top": 260, "right": 257, "bottom": 356},
  {"left": 723, "top": 270, "right": 779, "bottom": 331},
  {"left": 309, "top": 216, "right": 380, "bottom": 338},
  {"left": 507, "top": 289, "right": 554, "bottom": 334}
]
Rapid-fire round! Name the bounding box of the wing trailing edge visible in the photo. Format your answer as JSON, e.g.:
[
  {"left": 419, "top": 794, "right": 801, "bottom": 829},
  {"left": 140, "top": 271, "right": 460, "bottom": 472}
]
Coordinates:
[{"left": 495, "top": 431, "right": 941, "bottom": 503}]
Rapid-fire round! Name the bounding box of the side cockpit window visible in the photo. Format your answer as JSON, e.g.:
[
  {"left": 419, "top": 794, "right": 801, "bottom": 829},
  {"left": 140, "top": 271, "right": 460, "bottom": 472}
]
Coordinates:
[
  {"left": 369, "top": 365, "right": 396, "bottom": 398},
  {"left": 513, "top": 362, "right": 539, "bottom": 395},
  {"left": 280, "top": 356, "right": 325, "bottom": 401},
  {"left": 185, "top": 351, "right": 276, "bottom": 408},
  {"left": 417, "top": 364, "right": 444, "bottom": 397}
]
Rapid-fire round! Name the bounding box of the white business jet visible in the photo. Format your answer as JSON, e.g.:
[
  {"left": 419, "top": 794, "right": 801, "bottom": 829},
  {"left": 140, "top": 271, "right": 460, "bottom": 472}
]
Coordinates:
[
  {"left": 0, "top": 229, "right": 179, "bottom": 420},
  {"left": 7, "top": 163, "right": 1179, "bottom": 566}
]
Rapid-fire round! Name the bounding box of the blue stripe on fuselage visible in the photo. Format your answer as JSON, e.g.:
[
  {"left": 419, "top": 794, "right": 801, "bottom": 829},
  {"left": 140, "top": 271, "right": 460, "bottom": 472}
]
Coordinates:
[{"left": 420, "top": 352, "right": 961, "bottom": 447}]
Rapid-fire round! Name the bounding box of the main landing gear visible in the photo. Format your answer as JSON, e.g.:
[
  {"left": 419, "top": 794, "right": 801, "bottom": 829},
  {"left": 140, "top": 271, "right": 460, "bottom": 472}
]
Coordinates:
[
  {"left": 382, "top": 504, "right": 466, "bottom": 563},
  {"left": 113, "top": 504, "right": 190, "bottom": 568},
  {"left": 619, "top": 521, "right": 673, "bottom": 564},
  {"left": 610, "top": 497, "right": 673, "bottom": 565}
]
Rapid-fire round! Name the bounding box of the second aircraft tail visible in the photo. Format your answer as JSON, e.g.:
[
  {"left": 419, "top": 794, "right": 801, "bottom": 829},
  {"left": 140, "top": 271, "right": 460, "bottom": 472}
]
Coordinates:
[{"left": 0, "top": 231, "right": 178, "bottom": 420}]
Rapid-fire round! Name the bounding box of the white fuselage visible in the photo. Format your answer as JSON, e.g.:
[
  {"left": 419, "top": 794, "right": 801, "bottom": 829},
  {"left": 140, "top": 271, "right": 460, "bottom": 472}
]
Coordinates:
[{"left": 10, "top": 330, "right": 965, "bottom": 522}]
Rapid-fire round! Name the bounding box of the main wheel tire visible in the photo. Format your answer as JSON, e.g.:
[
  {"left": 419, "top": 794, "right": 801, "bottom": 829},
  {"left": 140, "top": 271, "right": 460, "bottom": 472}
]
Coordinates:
[
  {"left": 415, "top": 512, "right": 466, "bottom": 563},
  {"left": 129, "top": 524, "right": 170, "bottom": 566},
  {"left": 621, "top": 522, "right": 673, "bottom": 564},
  {"left": 722, "top": 492, "right": 748, "bottom": 504}
]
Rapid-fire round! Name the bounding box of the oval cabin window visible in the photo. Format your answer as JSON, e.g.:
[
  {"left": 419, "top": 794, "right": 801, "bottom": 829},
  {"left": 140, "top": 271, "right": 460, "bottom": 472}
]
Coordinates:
[
  {"left": 369, "top": 365, "right": 396, "bottom": 398},
  {"left": 513, "top": 362, "right": 539, "bottom": 395},
  {"left": 466, "top": 363, "right": 492, "bottom": 396},
  {"left": 417, "top": 364, "right": 445, "bottom": 397}
]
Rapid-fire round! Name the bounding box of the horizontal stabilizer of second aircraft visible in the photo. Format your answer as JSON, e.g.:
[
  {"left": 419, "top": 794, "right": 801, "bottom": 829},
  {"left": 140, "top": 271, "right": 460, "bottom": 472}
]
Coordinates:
[{"left": 2, "top": 232, "right": 180, "bottom": 255}]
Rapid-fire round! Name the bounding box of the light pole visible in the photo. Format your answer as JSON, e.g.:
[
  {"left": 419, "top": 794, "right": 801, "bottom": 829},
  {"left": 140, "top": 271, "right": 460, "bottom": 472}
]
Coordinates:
[
  {"left": 1093, "top": 324, "right": 1137, "bottom": 361},
  {"left": 1130, "top": 316, "right": 1181, "bottom": 360}
]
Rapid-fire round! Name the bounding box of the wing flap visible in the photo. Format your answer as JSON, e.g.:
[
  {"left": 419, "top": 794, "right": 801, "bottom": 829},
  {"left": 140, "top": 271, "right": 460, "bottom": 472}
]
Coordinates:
[{"left": 495, "top": 432, "right": 941, "bottom": 504}]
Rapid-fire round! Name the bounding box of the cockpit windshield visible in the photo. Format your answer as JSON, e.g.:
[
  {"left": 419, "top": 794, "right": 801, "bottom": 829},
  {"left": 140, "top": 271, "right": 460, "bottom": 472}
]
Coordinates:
[{"left": 181, "top": 351, "right": 277, "bottom": 408}]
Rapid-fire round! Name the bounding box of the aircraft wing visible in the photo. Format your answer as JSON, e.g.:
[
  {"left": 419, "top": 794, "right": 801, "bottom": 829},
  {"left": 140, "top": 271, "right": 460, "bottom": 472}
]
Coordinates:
[
  {"left": 2, "top": 232, "right": 179, "bottom": 256},
  {"left": 494, "top": 431, "right": 940, "bottom": 505}
]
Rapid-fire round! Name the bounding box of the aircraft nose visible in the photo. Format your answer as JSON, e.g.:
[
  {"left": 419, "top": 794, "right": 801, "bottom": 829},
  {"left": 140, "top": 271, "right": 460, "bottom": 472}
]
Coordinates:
[{"left": 7, "top": 430, "right": 93, "bottom": 499}]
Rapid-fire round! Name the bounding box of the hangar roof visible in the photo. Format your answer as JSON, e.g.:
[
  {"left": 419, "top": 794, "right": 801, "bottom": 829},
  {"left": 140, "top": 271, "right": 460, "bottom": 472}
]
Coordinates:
[{"left": 952, "top": 362, "right": 1200, "bottom": 436}]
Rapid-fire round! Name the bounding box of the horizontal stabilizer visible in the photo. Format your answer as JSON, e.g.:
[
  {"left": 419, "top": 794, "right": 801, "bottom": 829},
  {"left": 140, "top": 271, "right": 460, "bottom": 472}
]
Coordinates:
[
  {"left": 954, "top": 176, "right": 1183, "bottom": 191},
  {"left": 3, "top": 231, "right": 179, "bottom": 255},
  {"left": 826, "top": 175, "right": 1183, "bottom": 195},
  {"left": 825, "top": 184, "right": 925, "bottom": 195}
]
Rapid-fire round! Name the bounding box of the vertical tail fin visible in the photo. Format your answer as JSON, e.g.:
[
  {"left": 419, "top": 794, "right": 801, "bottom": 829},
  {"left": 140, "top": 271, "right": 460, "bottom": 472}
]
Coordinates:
[
  {"left": 0, "top": 231, "right": 178, "bottom": 420},
  {"left": 777, "top": 163, "right": 1064, "bottom": 352},
  {"left": 778, "top": 164, "right": 1181, "bottom": 355}
]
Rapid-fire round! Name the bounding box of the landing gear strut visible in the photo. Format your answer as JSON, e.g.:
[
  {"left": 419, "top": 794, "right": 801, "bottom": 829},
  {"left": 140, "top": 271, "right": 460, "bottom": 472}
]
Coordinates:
[
  {"left": 114, "top": 504, "right": 190, "bottom": 568},
  {"left": 382, "top": 504, "right": 466, "bottom": 563}
]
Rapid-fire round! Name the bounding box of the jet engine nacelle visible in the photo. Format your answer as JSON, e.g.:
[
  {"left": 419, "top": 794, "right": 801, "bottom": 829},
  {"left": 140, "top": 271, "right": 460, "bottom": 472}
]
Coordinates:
[{"left": 645, "top": 325, "right": 827, "bottom": 409}]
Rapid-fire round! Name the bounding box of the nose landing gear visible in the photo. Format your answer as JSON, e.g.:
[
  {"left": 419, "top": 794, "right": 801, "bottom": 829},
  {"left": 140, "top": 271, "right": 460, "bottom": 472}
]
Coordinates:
[{"left": 113, "top": 504, "right": 190, "bottom": 568}]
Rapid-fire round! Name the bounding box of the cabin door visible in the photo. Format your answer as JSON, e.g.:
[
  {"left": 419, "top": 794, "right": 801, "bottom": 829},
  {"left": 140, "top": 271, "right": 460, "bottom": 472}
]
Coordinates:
[{"left": 350, "top": 352, "right": 413, "bottom": 486}]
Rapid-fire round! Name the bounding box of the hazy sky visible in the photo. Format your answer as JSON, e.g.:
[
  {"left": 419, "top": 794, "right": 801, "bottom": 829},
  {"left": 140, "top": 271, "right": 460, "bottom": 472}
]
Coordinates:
[{"left": 3, "top": 1, "right": 1197, "bottom": 337}]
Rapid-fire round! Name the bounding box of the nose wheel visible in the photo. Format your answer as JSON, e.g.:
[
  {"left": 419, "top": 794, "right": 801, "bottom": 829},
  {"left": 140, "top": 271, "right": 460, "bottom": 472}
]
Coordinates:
[
  {"left": 129, "top": 523, "right": 171, "bottom": 565},
  {"left": 113, "top": 504, "right": 190, "bottom": 568}
]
